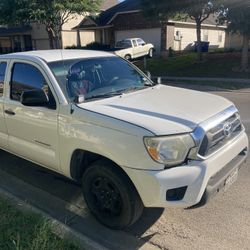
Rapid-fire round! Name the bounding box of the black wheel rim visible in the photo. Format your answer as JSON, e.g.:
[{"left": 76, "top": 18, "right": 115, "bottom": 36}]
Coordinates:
[{"left": 90, "top": 176, "right": 122, "bottom": 217}]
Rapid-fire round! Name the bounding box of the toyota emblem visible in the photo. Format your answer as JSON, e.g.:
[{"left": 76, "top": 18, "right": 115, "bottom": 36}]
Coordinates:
[{"left": 223, "top": 122, "right": 233, "bottom": 137}]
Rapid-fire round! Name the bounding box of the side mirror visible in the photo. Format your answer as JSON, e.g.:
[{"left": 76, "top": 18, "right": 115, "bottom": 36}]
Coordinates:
[
  {"left": 21, "top": 89, "right": 49, "bottom": 106},
  {"left": 74, "top": 95, "right": 85, "bottom": 104},
  {"left": 157, "top": 77, "right": 162, "bottom": 84},
  {"left": 146, "top": 71, "right": 151, "bottom": 79}
]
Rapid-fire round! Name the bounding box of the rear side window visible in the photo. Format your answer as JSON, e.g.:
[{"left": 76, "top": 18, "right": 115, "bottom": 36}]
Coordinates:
[
  {"left": 0, "top": 62, "right": 7, "bottom": 97},
  {"left": 10, "top": 63, "right": 46, "bottom": 101},
  {"left": 132, "top": 40, "right": 137, "bottom": 47}
]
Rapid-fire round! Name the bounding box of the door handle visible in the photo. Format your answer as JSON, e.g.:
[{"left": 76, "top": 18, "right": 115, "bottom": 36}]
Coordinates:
[{"left": 4, "top": 109, "right": 15, "bottom": 116}]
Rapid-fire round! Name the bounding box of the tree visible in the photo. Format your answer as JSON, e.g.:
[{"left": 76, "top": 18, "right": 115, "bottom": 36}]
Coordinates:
[
  {"left": 0, "top": 0, "right": 31, "bottom": 25},
  {"left": 0, "top": 0, "right": 101, "bottom": 49},
  {"left": 141, "top": 0, "right": 220, "bottom": 61},
  {"left": 218, "top": 0, "right": 250, "bottom": 71}
]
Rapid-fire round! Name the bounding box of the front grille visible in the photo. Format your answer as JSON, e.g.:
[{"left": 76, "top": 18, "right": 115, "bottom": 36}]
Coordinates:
[{"left": 198, "top": 113, "right": 243, "bottom": 157}]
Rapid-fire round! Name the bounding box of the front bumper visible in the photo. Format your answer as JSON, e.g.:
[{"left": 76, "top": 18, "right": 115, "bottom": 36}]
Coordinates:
[{"left": 123, "top": 132, "right": 248, "bottom": 208}]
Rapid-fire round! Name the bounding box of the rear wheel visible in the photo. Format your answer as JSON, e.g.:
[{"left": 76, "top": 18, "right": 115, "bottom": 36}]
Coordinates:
[
  {"left": 82, "top": 160, "right": 144, "bottom": 229},
  {"left": 148, "top": 48, "right": 154, "bottom": 58}
]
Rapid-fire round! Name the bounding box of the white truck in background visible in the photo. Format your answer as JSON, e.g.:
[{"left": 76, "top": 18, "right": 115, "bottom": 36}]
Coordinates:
[{"left": 114, "top": 38, "right": 154, "bottom": 60}]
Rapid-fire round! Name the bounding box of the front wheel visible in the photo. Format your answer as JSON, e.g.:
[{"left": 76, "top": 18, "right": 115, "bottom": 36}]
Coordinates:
[
  {"left": 82, "top": 160, "right": 144, "bottom": 229},
  {"left": 148, "top": 48, "right": 154, "bottom": 58},
  {"left": 124, "top": 54, "right": 131, "bottom": 61}
]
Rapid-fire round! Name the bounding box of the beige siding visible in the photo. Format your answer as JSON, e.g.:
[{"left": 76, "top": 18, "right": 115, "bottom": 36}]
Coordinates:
[
  {"left": 166, "top": 25, "right": 175, "bottom": 50},
  {"left": 61, "top": 13, "right": 95, "bottom": 48},
  {"left": 61, "top": 30, "right": 95, "bottom": 47},
  {"left": 61, "top": 31, "right": 78, "bottom": 47},
  {"left": 33, "top": 39, "right": 51, "bottom": 50},
  {"left": 224, "top": 33, "right": 250, "bottom": 49},
  {"left": 30, "top": 15, "right": 95, "bottom": 49},
  {"left": 173, "top": 23, "right": 226, "bottom": 51},
  {"left": 201, "top": 28, "right": 226, "bottom": 49},
  {"left": 79, "top": 31, "right": 95, "bottom": 46},
  {"left": 61, "top": 14, "right": 83, "bottom": 30},
  {"left": 30, "top": 23, "right": 50, "bottom": 50},
  {"left": 115, "top": 28, "right": 161, "bottom": 52}
]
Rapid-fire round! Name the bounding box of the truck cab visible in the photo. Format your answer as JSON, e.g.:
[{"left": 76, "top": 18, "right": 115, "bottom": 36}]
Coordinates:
[
  {"left": 0, "top": 50, "right": 248, "bottom": 229},
  {"left": 114, "top": 38, "right": 154, "bottom": 60}
]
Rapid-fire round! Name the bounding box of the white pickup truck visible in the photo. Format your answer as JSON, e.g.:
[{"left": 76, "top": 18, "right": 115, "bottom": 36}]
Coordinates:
[
  {"left": 0, "top": 50, "right": 248, "bottom": 229},
  {"left": 114, "top": 38, "right": 154, "bottom": 60}
]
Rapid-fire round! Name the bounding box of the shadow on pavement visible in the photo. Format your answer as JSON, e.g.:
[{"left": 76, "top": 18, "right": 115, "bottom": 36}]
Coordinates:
[{"left": 0, "top": 150, "right": 162, "bottom": 250}]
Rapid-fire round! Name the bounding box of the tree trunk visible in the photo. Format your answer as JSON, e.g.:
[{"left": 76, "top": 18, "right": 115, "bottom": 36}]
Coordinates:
[
  {"left": 196, "top": 21, "right": 202, "bottom": 61},
  {"left": 54, "top": 35, "right": 61, "bottom": 49},
  {"left": 241, "top": 33, "right": 249, "bottom": 71},
  {"left": 46, "top": 27, "right": 55, "bottom": 49}
]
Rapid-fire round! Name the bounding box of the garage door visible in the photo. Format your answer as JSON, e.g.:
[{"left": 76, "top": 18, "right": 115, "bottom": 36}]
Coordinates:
[{"left": 115, "top": 28, "right": 161, "bottom": 53}]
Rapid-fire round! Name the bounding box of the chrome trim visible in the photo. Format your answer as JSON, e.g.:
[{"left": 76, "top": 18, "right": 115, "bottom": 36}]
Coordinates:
[{"left": 191, "top": 105, "right": 241, "bottom": 160}]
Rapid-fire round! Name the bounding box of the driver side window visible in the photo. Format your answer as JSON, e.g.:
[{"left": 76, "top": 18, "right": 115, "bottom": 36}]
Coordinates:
[{"left": 10, "top": 63, "right": 56, "bottom": 109}]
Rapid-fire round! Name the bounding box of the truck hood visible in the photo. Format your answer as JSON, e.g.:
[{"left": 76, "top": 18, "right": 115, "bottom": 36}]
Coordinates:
[{"left": 78, "top": 85, "right": 233, "bottom": 135}]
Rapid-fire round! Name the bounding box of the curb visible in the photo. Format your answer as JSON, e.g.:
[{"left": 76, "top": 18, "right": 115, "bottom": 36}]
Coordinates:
[{"left": 0, "top": 187, "right": 108, "bottom": 250}]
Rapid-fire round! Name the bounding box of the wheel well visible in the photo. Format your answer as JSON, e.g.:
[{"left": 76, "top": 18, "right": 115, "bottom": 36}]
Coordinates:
[
  {"left": 70, "top": 149, "right": 122, "bottom": 182},
  {"left": 70, "top": 149, "right": 144, "bottom": 206}
]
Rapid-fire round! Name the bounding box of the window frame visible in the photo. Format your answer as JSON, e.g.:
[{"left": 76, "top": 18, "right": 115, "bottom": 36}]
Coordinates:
[
  {"left": 0, "top": 60, "right": 8, "bottom": 98},
  {"left": 136, "top": 38, "right": 146, "bottom": 46},
  {"left": 9, "top": 60, "right": 58, "bottom": 110},
  {"left": 132, "top": 39, "right": 138, "bottom": 47}
]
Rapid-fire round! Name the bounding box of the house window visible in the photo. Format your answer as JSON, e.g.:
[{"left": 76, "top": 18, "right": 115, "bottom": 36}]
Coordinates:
[{"left": 175, "top": 30, "right": 182, "bottom": 41}]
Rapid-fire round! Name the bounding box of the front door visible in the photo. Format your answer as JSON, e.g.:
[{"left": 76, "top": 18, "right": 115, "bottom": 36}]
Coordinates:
[{"left": 4, "top": 61, "right": 59, "bottom": 170}]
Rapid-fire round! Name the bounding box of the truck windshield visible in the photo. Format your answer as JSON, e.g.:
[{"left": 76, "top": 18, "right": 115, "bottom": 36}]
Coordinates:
[{"left": 48, "top": 57, "right": 153, "bottom": 102}]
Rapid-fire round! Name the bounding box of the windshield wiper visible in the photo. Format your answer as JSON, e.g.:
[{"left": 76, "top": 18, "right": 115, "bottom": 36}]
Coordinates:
[
  {"left": 84, "top": 84, "right": 152, "bottom": 101},
  {"left": 122, "top": 85, "right": 150, "bottom": 94}
]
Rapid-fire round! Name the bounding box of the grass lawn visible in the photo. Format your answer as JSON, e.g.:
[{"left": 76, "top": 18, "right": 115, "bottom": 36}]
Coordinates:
[
  {"left": 135, "top": 52, "right": 250, "bottom": 79},
  {"left": 0, "top": 198, "right": 80, "bottom": 250}
]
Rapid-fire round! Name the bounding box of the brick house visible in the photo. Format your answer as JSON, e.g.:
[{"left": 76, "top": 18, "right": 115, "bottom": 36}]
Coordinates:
[
  {"left": 76, "top": 0, "right": 246, "bottom": 54},
  {"left": 0, "top": 0, "right": 118, "bottom": 53}
]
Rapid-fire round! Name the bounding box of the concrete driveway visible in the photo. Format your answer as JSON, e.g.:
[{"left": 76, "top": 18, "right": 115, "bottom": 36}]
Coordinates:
[{"left": 0, "top": 89, "right": 249, "bottom": 250}]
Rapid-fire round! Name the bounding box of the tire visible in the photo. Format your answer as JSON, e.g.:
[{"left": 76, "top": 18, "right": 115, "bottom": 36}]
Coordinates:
[
  {"left": 82, "top": 160, "right": 144, "bottom": 229},
  {"left": 124, "top": 54, "right": 131, "bottom": 61},
  {"left": 148, "top": 48, "right": 154, "bottom": 58}
]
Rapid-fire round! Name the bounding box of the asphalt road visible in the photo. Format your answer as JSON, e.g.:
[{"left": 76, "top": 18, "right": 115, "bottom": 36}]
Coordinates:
[
  {"left": 131, "top": 90, "right": 250, "bottom": 250},
  {"left": 0, "top": 89, "right": 249, "bottom": 250}
]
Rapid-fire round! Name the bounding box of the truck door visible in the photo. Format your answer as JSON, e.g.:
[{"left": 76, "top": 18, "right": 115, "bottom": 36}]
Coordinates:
[
  {"left": 131, "top": 39, "right": 140, "bottom": 58},
  {"left": 4, "top": 60, "right": 60, "bottom": 171},
  {"left": 0, "top": 61, "right": 8, "bottom": 150},
  {"left": 136, "top": 38, "right": 147, "bottom": 57}
]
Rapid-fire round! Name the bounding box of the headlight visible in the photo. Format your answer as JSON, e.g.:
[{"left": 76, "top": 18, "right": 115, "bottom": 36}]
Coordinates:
[{"left": 144, "top": 134, "right": 195, "bottom": 166}]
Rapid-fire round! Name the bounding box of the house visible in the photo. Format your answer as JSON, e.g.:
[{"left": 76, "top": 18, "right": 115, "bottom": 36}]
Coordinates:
[
  {"left": 0, "top": 0, "right": 118, "bottom": 53},
  {"left": 75, "top": 0, "right": 245, "bottom": 53}
]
